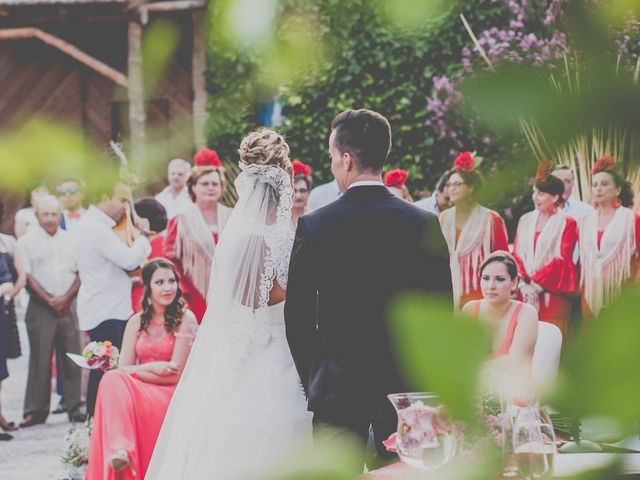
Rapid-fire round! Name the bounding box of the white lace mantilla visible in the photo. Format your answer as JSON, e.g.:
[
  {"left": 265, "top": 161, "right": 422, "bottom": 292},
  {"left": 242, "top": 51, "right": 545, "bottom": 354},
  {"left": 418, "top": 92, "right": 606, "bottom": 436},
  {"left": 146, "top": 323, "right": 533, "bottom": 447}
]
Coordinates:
[{"left": 235, "top": 162, "right": 294, "bottom": 308}]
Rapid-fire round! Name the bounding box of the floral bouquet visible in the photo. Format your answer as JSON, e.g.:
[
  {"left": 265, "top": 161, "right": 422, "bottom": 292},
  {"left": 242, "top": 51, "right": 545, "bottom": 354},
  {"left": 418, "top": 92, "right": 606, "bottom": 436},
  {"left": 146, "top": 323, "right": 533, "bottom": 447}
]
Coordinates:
[
  {"left": 67, "top": 341, "right": 120, "bottom": 372},
  {"left": 83, "top": 341, "right": 119, "bottom": 371},
  {"left": 61, "top": 418, "right": 92, "bottom": 470}
]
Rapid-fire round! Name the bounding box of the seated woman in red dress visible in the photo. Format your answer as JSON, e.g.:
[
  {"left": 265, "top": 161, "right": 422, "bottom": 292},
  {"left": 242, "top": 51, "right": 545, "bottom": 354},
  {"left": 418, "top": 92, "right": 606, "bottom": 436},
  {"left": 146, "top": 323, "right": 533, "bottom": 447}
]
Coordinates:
[
  {"left": 463, "top": 251, "right": 538, "bottom": 365},
  {"left": 512, "top": 161, "right": 578, "bottom": 337},
  {"left": 165, "top": 148, "right": 232, "bottom": 322},
  {"left": 86, "top": 259, "right": 197, "bottom": 480},
  {"left": 440, "top": 152, "right": 509, "bottom": 309},
  {"left": 579, "top": 156, "right": 640, "bottom": 319}
]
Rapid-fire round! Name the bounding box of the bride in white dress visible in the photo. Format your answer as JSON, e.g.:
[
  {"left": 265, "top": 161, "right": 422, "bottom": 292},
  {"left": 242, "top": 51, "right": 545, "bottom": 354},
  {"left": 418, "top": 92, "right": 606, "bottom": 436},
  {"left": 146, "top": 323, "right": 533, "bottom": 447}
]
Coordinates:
[{"left": 146, "top": 129, "right": 312, "bottom": 479}]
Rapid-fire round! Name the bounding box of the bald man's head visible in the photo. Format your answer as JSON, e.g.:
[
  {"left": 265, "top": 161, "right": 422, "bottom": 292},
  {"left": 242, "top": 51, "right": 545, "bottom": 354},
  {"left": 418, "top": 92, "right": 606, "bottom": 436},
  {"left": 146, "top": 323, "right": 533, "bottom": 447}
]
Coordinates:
[{"left": 35, "top": 194, "right": 62, "bottom": 235}]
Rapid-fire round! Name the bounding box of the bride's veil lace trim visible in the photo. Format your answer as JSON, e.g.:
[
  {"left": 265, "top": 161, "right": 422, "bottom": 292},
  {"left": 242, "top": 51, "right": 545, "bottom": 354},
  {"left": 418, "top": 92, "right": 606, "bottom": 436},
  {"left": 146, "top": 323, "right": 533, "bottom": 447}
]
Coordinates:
[
  {"left": 145, "top": 160, "right": 307, "bottom": 480},
  {"left": 235, "top": 162, "right": 294, "bottom": 309}
]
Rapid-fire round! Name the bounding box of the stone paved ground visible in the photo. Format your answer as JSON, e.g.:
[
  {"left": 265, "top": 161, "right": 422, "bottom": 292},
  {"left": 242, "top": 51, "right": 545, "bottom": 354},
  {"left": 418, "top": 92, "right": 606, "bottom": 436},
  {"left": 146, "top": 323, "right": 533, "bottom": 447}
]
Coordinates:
[{"left": 1, "top": 318, "right": 75, "bottom": 480}]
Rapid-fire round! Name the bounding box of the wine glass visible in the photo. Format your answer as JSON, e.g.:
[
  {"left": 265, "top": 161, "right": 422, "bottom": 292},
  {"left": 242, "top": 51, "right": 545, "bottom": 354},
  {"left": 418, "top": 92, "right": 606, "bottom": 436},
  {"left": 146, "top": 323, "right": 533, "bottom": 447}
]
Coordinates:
[
  {"left": 387, "top": 392, "right": 457, "bottom": 470},
  {"left": 512, "top": 405, "right": 556, "bottom": 479}
]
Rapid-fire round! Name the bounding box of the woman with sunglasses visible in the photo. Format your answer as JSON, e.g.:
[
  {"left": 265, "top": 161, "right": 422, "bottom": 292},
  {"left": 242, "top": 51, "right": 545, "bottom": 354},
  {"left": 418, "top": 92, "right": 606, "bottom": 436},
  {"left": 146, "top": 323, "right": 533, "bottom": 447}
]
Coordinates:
[
  {"left": 56, "top": 178, "right": 86, "bottom": 232},
  {"left": 165, "top": 149, "right": 232, "bottom": 322},
  {"left": 440, "top": 152, "right": 509, "bottom": 309}
]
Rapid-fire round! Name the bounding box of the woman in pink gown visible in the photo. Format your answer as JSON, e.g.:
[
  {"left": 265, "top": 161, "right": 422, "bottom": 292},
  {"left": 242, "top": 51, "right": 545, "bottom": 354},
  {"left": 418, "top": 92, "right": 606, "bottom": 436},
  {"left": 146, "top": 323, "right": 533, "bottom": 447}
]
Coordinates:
[{"left": 86, "top": 259, "right": 197, "bottom": 480}]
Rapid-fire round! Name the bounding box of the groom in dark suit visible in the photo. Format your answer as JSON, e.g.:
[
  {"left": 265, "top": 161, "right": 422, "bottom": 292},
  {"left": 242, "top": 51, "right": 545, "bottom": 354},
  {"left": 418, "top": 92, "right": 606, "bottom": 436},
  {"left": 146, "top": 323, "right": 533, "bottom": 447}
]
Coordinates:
[{"left": 285, "top": 109, "right": 453, "bottom": 469}]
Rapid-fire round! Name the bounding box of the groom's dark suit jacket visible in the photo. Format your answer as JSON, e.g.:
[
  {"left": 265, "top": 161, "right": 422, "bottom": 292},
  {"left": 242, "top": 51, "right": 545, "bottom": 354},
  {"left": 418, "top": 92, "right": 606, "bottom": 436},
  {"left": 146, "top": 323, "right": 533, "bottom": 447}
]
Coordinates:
[{"left": 285, "top": 185, "right": 452, "bottom": 418}]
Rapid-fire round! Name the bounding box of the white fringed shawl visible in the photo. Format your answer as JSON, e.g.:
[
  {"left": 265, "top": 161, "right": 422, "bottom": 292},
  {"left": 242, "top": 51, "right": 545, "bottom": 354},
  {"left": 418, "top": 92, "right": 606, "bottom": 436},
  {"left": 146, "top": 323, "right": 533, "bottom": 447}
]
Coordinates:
[
  {"left": 514, "top": 210, "right": 567, "bottom": 278},
  {"left": 514, "top": 210, "right": 567, "bottom": 311},
  {"left": 174, "top": 203, "right": 232, "bottom": 298},
  {"left": 579, "top": 207, "right": 636, "bottom": 316},
  {"left": 440, "top": 204, "right": 492, "bottom": 309}
]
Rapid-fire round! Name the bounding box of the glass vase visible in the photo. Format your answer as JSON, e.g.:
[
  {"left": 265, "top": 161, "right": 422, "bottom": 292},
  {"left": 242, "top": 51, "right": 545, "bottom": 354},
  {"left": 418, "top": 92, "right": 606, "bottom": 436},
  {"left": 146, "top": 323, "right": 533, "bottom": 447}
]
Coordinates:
[{"left": 387, "top": 392, "right": 457, "bottom": 470}]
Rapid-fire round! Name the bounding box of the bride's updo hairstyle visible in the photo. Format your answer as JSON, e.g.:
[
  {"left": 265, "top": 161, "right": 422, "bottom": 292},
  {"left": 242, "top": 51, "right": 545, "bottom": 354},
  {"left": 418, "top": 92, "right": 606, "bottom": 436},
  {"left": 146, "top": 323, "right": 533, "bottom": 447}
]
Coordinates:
[{"left": 238, "top": 128, "right": 293, "bottom": 178}]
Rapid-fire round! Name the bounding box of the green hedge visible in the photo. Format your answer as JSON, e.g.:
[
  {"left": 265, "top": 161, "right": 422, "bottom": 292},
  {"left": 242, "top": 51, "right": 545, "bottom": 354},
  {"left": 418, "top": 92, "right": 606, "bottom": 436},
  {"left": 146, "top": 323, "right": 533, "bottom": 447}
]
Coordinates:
[{"left": 205, "top": 0, "right": 511, "bottom": 194}]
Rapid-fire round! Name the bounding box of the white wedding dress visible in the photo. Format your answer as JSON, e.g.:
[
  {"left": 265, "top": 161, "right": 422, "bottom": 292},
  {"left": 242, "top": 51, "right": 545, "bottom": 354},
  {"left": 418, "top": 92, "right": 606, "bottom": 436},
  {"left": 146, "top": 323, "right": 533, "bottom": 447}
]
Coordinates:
[{"left": 146, "top": 163, "right": 312, "bottom": 480}]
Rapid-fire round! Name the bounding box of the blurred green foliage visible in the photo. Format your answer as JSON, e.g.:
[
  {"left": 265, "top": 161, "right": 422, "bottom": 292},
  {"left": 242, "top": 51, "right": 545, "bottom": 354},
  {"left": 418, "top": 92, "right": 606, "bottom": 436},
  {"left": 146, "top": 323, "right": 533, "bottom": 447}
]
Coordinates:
[
  {"left": 0, "top": 120, "right": 119, "bottom": 198},
  {"left": 551, "top": 285, "right": 640, "bottom": 433},
  {"left": 391, "top": 294, "right": 490, "bottom": 423},
  {"left": 205, "top": 0, "right": 512, "bottom": 194}
]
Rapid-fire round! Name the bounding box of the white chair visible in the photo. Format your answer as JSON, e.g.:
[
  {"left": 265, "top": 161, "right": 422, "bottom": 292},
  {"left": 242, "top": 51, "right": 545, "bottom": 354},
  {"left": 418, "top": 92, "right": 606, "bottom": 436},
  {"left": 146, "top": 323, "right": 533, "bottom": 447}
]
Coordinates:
[{"left": 531, "top": 322, "right": 563, "bottom": 388}]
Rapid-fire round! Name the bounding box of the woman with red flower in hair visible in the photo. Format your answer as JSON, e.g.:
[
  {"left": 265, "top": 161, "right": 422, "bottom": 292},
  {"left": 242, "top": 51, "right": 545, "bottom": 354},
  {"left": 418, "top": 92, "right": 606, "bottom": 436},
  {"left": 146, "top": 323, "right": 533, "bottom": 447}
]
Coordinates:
[
  {"left": 292, "top": 160, "right": 312, "bottom": 228},
  {"left": 164, "top": 148, "right": 232, "bottom": 322},
  {"left": 440, "top": 152, "right": 509, "bottom": 309},
  {"left": 384, "top": 169, "right": 413, "bottom": 201},
  {"left": 511, "top": 161, "right": 578, "bottom": 337},
  {"left": 578, "top": 156, "right": 640, "bottom": 319}
]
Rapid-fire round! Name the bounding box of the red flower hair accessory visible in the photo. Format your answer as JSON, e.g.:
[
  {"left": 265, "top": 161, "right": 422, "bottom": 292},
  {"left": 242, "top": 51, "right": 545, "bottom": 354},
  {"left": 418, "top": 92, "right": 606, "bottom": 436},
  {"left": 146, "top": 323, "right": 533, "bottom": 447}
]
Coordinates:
[
  {"left": 591, "top": 156, "right": 616, "bottom": 175},
  {"left": 384, "top": 169, "right": 409, "bottom": 187},
  {"left": 535, "top": 160, "right": 555, "bottom": 182},
  {"left": 292, "top": 160, "right": 312, "bottom": 178},
  {"left": 454, "top": 151, "right": 476, "bottom": 172},
  {"left": 194, "top": 148, "right": 222, "bottom": 167}
]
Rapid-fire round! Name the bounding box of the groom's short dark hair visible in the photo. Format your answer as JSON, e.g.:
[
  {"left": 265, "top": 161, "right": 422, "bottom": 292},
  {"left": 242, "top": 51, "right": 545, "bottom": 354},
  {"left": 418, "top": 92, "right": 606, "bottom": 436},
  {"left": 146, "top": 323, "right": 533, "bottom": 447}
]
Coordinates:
[{"left": 331, "top": 109, "right": 391, "bottom": 173}]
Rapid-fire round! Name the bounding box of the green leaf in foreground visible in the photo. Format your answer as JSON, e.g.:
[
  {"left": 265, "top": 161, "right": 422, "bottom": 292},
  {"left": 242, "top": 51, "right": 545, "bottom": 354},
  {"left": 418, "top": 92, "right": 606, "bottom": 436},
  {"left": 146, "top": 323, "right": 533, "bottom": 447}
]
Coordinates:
[
  {"left": 551, "top": 285, "right": 640, "bottom": 432},
  {"left": 390, "top": 294, "right": 490, "bottom": 423},
  {"left": 265, "top": 432, "right": 363, "bottom": 480}
]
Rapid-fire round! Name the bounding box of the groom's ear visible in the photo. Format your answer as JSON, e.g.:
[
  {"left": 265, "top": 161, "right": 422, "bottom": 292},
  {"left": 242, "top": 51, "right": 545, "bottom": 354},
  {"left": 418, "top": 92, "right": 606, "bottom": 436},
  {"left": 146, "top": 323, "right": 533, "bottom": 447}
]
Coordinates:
[{"left": 343, "top": 151, "right": 356, "bottom": 171}]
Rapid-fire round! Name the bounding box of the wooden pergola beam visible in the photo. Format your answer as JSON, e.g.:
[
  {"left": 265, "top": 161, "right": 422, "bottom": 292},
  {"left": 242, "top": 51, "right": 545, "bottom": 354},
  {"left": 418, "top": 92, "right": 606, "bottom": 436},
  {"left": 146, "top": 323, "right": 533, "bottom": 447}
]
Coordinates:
[
  {"left": 140, "top": 0, "right": 204, "bottom": 12},
  {"left": 137, "top": 0, "right": 205, "bottom": 24},
  {"left": 0, "top": 27, "right": 128, "bottom": 87}
]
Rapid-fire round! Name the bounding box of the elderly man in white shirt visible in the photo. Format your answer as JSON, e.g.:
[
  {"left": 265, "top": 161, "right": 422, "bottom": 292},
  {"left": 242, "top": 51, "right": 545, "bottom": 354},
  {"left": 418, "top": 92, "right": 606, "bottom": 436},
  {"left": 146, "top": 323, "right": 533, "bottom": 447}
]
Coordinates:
[
  {"left": 155, "top": 158, "right": 192, "bottom": 218},
  {"left": 75, "top": 182, "right": 151, "bottom": 416},
  {"left": 16, "top": 195, "right": 84, "bottom": 427},
  {"left": 552, "top": 166, "right": 594, "bottom": 220}
]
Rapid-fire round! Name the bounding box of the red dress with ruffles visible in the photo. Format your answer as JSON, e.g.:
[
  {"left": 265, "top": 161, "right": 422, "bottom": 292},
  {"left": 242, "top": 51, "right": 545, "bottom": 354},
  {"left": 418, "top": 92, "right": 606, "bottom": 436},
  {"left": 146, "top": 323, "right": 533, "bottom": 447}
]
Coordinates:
[
  {"left": 164, "top": 217, "right": 217, "bottom": 323},
  {"left": 512, "top": 216, "right": 578, "bottom": 336}
]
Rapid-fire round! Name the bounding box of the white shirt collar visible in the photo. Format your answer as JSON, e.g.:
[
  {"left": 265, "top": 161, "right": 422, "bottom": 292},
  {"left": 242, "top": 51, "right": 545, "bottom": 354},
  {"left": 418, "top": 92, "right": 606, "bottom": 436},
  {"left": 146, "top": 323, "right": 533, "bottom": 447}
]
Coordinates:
[
  {"left": 347, "top": 180, "right": 385, "bottom": 190},
  {"left": 33, "top": 223, "right": 62, "bottom": 239},
  {"left": 564, "top": 196, "right": 573, "bottom": 208},
  {"left": 88, "top": 205, "right": 116, "bottom": 227}
]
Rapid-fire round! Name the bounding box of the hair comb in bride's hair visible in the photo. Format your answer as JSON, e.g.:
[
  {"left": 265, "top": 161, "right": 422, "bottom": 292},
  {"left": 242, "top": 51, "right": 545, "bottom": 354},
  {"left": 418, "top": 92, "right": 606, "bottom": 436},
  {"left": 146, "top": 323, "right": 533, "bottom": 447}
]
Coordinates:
[{"left": 236, "top": 162, "right": 292, "bottom": 192}]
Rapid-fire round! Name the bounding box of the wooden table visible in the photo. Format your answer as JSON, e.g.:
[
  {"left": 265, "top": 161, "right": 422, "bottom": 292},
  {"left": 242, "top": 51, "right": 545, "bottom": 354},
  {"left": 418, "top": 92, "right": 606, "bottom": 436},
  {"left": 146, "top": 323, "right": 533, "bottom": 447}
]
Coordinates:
[{"left": 362, "top": 454, "right": 640, "bottom": 479}]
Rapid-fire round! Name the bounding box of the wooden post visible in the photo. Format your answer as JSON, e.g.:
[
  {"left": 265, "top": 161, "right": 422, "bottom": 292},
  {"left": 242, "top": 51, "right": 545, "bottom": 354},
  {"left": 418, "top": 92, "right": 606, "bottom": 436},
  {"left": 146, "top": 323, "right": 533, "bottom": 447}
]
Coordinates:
[
  {"left": 128, "top": 21, "right": 145, "bottom": 163},
  {"left": 192, "top": 10, "right": 207, "bottom": 149}
]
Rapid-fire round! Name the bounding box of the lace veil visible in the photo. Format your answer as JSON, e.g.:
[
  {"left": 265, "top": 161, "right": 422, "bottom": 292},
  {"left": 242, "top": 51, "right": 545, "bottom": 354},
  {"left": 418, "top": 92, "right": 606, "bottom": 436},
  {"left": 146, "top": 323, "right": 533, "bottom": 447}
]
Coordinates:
[{"left": 146, "top": 162, "right": 295, "bottom": 478}]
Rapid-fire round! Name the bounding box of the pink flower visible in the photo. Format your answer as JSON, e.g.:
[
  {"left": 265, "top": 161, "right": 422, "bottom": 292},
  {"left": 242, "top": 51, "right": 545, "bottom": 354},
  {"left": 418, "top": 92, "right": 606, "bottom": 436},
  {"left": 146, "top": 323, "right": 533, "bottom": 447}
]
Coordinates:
[{"left": 383, "top": 433, "right": 397, "bottom": 453}]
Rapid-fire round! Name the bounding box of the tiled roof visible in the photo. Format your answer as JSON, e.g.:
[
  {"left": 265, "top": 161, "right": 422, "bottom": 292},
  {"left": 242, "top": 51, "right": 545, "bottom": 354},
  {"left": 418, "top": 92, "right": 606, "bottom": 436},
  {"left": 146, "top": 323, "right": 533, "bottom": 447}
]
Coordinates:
[{"left": 0, "top": 0, "right": 126, "bottom": 5}]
